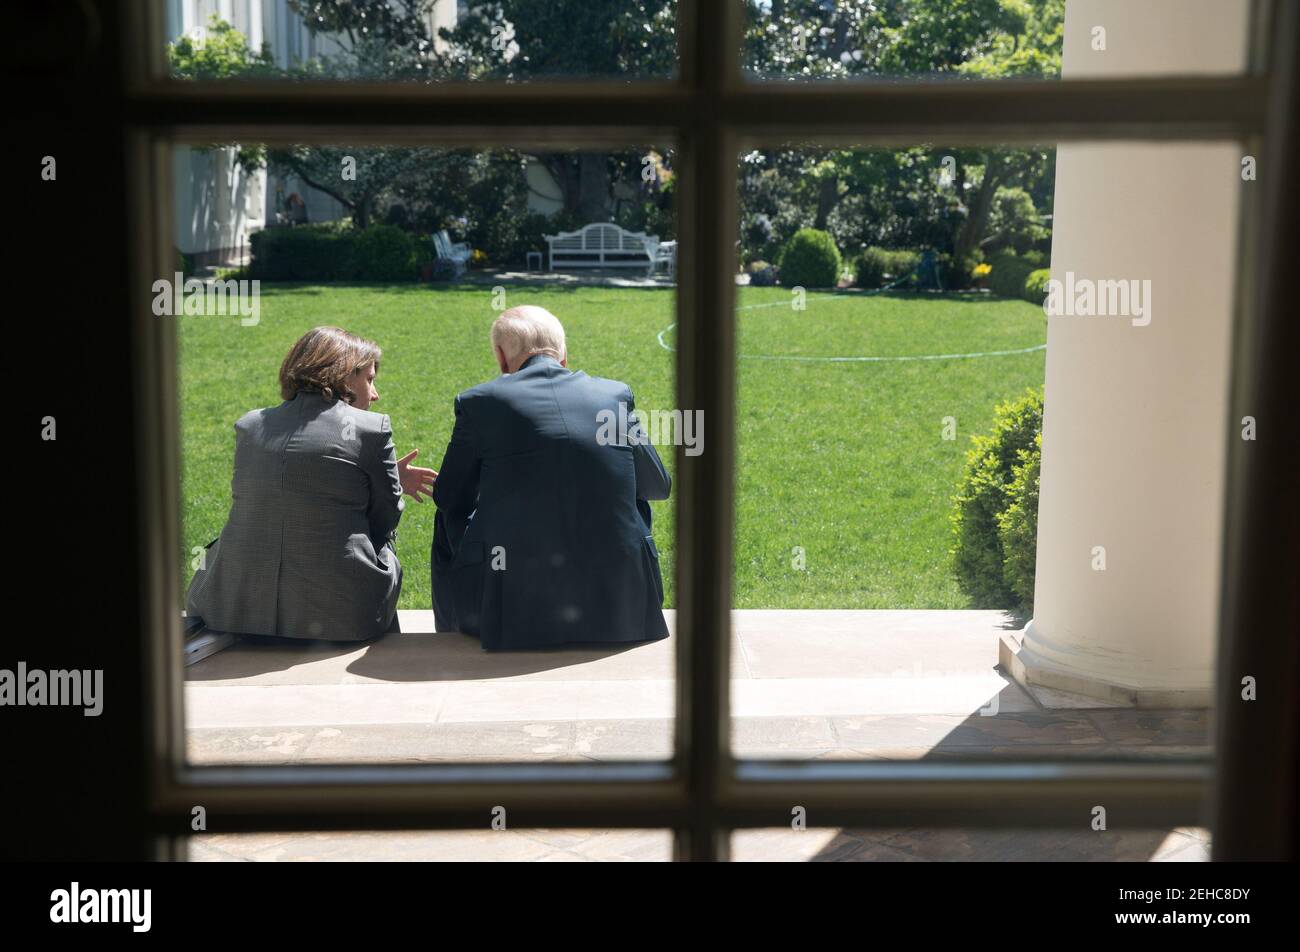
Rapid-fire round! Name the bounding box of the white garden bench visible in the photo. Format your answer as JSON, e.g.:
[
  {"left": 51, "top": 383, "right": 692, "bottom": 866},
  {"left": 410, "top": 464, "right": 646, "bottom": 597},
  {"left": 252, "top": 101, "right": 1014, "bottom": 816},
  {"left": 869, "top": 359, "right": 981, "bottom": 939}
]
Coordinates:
[
  {"left": 544, "top": 222, "right": 657, "bottom": 272},
  {"left": 432, "top": 229, "right": 471, "bottom": 275}
]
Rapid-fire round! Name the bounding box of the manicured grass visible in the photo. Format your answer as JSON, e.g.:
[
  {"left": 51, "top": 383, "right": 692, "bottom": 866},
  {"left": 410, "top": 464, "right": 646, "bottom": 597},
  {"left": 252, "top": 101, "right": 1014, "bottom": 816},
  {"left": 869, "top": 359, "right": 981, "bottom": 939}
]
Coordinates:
[
  {"left": 179, "top": 283, "right": 1045, "bottom": 610},
  {"left": 731, "top": 288, "right": 1045, "bottom": 608}
]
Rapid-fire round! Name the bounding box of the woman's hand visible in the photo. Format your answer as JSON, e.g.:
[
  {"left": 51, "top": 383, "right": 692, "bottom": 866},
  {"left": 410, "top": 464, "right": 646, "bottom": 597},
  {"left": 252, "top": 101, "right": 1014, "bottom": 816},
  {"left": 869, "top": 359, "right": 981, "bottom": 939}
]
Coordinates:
[{"left": 397, "top": 449, "right": 437, "bottom": 502}]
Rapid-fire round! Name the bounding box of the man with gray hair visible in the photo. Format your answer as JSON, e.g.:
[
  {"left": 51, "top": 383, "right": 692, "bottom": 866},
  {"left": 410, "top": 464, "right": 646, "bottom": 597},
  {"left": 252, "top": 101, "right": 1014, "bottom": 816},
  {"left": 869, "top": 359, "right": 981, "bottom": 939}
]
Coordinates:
[{"left": 431, "top": 304, "right": 671, "bottom": 649}]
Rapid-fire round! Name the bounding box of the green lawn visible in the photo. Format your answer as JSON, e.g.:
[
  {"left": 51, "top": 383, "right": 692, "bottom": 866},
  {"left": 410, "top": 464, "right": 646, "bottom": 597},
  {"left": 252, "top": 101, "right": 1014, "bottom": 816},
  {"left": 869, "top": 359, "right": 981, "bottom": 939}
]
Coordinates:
[{"left": 179, "top": 283, "right": 1045, "bottom": 610}]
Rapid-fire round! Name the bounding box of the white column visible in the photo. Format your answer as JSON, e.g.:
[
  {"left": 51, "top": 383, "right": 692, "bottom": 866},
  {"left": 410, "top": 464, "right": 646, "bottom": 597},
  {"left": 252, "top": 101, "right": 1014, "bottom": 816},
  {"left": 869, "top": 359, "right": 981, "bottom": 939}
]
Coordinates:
[{"left": 1001, "top": 0, "right": 1250, "bottom": 707}]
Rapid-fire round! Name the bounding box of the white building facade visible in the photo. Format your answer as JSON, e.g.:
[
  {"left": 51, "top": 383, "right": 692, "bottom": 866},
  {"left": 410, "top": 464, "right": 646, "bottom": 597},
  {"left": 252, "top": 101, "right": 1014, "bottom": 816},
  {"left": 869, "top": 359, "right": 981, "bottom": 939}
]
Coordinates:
[{"left": 166, "top": 0, "right": 460, "bottom": 266}]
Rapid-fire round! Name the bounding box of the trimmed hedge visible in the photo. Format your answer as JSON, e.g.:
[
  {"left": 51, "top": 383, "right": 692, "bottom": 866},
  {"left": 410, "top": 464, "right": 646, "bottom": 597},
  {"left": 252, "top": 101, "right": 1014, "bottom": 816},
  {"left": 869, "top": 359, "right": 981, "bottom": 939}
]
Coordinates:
[
  {"left": 986, "top": 251, "right": 1039, "bottom": 300},
  {"left": 249, "top": 223, "right": 426, "bottom": 281},
  {"left": 855, "top": 247, "right": 920, "bottom": 289},
  {"left": 1024, "top": 268, "right": 1051, "bottom": 303},
  {"left": 777, "top": 228, "right": 842, "bottom": 288},
  {"left": 951, "top": 387, "right": 1043, "bottom": 612},
  {"left": 351, "top": 224, "right": 418, "bottom": 281},
  {"left": 249, "top": 224, "right": 356, "bottom": 281},
  {"left": 997, "top": 430, "right": 1041, "bottom": 612}
]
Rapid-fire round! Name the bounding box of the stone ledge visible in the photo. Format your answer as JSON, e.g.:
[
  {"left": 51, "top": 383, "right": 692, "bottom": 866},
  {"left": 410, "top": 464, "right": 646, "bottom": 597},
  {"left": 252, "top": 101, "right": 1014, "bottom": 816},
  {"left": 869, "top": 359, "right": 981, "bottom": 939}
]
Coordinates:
[
  {"left": 182, "top": 611, "right": 1213, "bottom": 762},
  {"left": 187, "top": 713, "right": 1210, "bottom": 765}
]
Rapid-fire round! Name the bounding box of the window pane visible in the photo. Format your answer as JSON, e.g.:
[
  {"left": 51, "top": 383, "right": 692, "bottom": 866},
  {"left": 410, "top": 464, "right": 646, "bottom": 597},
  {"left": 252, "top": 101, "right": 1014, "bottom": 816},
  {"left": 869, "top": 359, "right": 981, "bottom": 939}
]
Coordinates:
[
  {"left": 190, "top": 829, "right": 672, "bottom": 860},
  {"left": 742, "top": 0, "right": 1249, "bottom": 81},
  {"left": 163, "top": 0, "right": 677, "bottom": 82},
  {"left": 731, "top": 137, "right": 1239, "bottom": 761},
  {"left": 731, "top": 826, "right": 1210, "bottom": 861},
  {"left": 173, "top": 139, "right": 679, "bottom": 765}
]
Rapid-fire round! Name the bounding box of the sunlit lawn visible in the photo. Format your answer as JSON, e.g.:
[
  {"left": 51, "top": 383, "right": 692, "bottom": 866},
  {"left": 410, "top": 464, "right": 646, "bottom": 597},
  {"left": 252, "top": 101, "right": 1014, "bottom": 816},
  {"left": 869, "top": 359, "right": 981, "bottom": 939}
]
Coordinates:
[{"left": 179, "top": 283, "right": 1045, "bottom": 610}]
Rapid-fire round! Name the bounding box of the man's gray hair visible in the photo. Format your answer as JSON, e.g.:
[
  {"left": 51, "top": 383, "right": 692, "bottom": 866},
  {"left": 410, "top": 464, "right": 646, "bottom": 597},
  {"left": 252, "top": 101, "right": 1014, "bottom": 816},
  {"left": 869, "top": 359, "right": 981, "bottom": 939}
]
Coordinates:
[{"left": 491, "top": 305, "right": 567, "bottom": 366}]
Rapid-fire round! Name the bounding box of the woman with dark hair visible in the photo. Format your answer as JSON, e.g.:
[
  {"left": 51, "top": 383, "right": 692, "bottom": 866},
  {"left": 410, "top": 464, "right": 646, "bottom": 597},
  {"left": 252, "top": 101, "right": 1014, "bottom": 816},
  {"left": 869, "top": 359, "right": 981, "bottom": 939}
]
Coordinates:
[{"left": 184, "top": 327, "right": 435, "bottom": 660}]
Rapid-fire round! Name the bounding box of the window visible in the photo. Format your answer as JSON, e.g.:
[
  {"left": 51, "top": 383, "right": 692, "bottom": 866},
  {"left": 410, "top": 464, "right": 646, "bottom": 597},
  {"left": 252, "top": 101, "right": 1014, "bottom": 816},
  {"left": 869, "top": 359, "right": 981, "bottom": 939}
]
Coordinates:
[{"left": 125, "top": 0, "right": 1295, "bottom": 861}]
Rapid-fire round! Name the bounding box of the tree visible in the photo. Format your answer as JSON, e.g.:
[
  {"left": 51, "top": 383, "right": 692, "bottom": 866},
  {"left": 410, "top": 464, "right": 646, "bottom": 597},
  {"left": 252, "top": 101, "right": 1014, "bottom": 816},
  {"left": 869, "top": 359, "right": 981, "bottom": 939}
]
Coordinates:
[
  {"left": 943, "top": 0, "right": 1063, "bottom": 269},
  {"left": 167, "top": 15, "right": 276, "bottom": 170},
  {"left": 175, "top": 1, "right": 1062, "bottom": 273},
  {"left": 739, "top": 0, "right": 1064, "bottom": 281},
  {"left": 286, "top": 0, "right": 439, "bottom": 79},
  {"left": 432, "top": 0, "right": 676, "bottom": 217},
  {"left": 946, "top": 148, "right": 1053, "bottom": 269},
  {"left": 168, "top": 14, "right": 277, "bottom": 79},
  {"left": 266, "top": 145, "right": 439, "bottom": 230},
  {"left": 287, "top": 0, "right": 436, "bottom": 59},
  {"left": 743, "top": 0, "right": 1033, "bottom": 79},
  {"left": 434, "top": 0, "right": 676, "bottom": 80},
  {"left": 278, "top": 0, "right": 677, "bottom": 222}
]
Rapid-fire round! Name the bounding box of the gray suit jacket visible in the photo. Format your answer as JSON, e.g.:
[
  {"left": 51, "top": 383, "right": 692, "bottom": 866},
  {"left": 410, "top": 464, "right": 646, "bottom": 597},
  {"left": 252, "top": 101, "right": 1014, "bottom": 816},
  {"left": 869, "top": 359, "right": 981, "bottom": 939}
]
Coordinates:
[{"left": 186, "top": 390, "right": 405, "bottom": 641}]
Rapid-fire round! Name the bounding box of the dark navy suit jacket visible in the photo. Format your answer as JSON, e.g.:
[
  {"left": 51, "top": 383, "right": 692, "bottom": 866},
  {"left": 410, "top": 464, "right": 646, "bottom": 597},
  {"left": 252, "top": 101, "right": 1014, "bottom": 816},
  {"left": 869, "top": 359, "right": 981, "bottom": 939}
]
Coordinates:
[{"left": 431, "top": 354, "right": 671, "bottom": 650}]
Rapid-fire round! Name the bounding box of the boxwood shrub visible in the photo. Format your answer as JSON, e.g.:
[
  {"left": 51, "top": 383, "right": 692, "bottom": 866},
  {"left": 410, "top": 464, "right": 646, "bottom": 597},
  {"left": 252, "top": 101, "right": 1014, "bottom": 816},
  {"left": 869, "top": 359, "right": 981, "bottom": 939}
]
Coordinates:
[
  {"left": 986, "top": 251, "right": 1039, "bottom": 300},
  {"left": 997, "top": 430, "right": 1041, "bottom": 612},
  {"left": 249, "top": 224, "right": 356, "bottom": 281},
  {"left": 351, "top": 224, "right": 418, "bottom": 281},
  {"left": 777, "top": 228, "right": 842, "bottom": 289},
  {"left": 1023, "top": 268, "right": 1052, "bottom": 304},
  {"left": 951, "top": 387, "right": 1043, "bottom": 612},
  {"left": 855, "top": 247, "right": 920, "bottom": 289},
  {"left": 250, "top": 223, "right": 425, "bottom": 281}
]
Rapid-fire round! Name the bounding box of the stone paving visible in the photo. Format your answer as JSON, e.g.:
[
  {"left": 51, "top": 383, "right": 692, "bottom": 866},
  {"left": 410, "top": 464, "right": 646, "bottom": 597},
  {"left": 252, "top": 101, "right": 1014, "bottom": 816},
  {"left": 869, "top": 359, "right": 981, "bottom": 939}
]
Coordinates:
[{"left": 187, "top": 609, "right": 1211, "bottom": 861}]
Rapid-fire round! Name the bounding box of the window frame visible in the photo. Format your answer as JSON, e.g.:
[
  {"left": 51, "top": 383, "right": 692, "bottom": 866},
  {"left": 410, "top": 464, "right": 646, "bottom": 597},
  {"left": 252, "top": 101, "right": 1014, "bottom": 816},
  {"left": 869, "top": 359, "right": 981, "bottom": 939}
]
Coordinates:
[{"left": 125, "top": 0, "right": 1293, "bottom": 862}]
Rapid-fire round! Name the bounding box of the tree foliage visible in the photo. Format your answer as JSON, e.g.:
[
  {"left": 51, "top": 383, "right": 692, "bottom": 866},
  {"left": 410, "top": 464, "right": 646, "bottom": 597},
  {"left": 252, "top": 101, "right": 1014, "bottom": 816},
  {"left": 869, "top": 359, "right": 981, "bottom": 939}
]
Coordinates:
[
  {"left": 168, "top": 14, "right": 277, "bottom": 79},
  {"left": 435, "top": 0, "right": 676, "bottom": 80},
  {"left": 739, "top": 0, "right": 1063, "bottom": 282},
  {"left": 171, "top": 1, "right": 1063, "bottom": 273}
]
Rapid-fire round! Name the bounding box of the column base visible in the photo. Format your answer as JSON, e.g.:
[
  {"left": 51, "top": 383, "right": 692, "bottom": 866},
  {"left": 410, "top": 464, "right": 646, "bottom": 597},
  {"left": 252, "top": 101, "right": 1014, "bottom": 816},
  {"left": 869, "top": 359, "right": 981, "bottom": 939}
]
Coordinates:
[{"left": 999, "top": 624, "right": 1212, "bottom": 710}]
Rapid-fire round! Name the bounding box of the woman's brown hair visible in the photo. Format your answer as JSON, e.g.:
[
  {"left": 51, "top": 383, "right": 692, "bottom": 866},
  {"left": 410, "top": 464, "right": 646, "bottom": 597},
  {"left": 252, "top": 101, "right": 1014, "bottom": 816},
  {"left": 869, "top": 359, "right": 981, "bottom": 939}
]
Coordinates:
[{"left": 279, "top": 326, "right": 382, "bottom": 403}]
